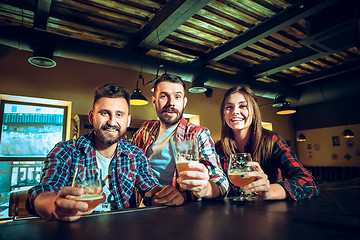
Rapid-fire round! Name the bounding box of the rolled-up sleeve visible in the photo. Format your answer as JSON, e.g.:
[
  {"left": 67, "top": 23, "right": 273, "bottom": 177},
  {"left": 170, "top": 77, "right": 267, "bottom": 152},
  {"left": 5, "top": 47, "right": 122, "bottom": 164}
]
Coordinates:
[
  {"left": 26, "top": 142, "right": 72, "bottom": 215},
  {"left": 198, "top": 129, "right": 229, "bottom": 198},
  {"left": 133, "top": 146, "right": 160, "bottom": 195},
  {"left": 273, "top": 135, "right": 320, "bottom": 200}
]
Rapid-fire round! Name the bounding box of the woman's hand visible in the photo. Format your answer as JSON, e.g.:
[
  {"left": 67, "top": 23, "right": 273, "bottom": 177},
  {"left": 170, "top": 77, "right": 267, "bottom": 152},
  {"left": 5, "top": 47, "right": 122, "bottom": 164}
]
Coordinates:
[
  {"left": 240, "top": 162, "right": 286, "bottom": 200},
  {"left": 241, "top": 162, "right": 270, "bottom": 199}
]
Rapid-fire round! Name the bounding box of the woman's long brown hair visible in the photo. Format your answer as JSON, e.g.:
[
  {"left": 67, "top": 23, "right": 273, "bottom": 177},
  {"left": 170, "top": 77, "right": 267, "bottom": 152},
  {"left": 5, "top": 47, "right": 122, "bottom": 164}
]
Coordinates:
[{"left": 219, "top": 85, "right": 274, "bottom": 163}]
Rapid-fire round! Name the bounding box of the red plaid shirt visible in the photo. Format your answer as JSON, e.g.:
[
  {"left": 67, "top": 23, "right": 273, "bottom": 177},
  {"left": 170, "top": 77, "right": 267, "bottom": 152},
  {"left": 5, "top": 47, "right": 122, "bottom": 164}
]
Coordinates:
[{"left": 131, "top": 118, "right": 229, "bottom": 200}]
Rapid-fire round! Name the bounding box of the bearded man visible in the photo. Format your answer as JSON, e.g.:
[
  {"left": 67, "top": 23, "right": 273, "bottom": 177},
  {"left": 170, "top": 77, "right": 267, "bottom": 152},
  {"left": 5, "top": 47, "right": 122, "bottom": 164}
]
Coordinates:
[
  {"left": 26, "top": 83, "right": 180, "bottom": 221},
  {"left": 131, "top": 74, "right": 229, "bottom": 204}
]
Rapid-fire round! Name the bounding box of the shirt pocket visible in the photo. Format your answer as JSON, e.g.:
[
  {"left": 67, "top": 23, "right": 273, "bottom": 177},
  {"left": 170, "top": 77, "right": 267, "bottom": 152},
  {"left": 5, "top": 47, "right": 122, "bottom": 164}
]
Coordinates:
[{"left": 118, "top": 170, "right": 136, "bottom": 192}]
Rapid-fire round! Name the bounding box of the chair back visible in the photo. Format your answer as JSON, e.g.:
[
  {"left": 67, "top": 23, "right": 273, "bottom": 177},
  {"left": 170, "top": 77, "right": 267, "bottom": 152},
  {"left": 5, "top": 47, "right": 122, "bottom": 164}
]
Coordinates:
[{"left": 9, "top": 190, "right": 33, "bottom": 219}]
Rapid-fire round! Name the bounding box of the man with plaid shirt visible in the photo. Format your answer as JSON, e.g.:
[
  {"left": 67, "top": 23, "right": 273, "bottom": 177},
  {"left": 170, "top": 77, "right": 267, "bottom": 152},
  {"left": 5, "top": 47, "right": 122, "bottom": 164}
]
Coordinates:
[
  {"left": 27, "top": 84, "right": 180, "bottom": 221},
  {"left": 131, "top": 74, "right": 229, "bottom": 203}
]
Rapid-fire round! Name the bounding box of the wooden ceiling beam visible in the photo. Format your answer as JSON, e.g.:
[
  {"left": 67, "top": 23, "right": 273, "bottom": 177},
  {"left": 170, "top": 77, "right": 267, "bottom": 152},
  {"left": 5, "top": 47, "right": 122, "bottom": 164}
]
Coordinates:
[
  {"left": 252, "top": 46, "right": 330, "bottom": 79},
  {"left": 124, "top": 0, "right": 212, "bottom": 51},
  {"left": 293, "top": 58, "right": 360, "bottom": 86},
  {"left": 33, "top": 0, "right": 52, "bottom": 30},
  {"left": 253, "top": 1, "right": 358, "bottom": 80},
  {"left": 193, "top": 0, "right": 340, "bottom": 65}
]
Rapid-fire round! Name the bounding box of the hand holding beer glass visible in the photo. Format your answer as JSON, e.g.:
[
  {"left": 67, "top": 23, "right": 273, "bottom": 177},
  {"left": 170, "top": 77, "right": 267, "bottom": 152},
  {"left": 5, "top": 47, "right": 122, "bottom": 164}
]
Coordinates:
[
  {"left": 174, "top": 133, "right": 200, "bottom": 179},
  {"left": 228, "top": 153, "right": 257, "bottom": 201},
  {"left": 70, "top": 167, "right": 103, "bottom": 210}
]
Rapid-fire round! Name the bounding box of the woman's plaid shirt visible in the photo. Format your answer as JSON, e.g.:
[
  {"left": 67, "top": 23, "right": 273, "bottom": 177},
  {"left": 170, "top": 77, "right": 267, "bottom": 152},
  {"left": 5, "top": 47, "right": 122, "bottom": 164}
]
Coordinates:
[{"left": 216, "top": 134, "right": 319, "bottom": 200}]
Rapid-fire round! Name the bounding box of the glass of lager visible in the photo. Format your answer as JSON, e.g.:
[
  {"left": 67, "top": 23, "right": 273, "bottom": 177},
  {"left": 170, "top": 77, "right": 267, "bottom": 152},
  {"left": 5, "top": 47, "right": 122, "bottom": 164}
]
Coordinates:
[
  {"left": 228, "top": 153, "right": 257, "bottom": 201},
  {"left": 71, "top": 167, "right": 103, "bottom": 210},
  {"left": 174, "top": 133, "right": 200, "bottom": 179}
]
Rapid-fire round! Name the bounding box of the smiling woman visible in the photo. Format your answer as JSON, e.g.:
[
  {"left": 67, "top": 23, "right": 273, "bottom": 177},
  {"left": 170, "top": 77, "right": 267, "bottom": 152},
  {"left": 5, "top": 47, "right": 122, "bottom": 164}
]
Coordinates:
[{"left": 216, "top": 85, "right": 319, "bottom": 201}]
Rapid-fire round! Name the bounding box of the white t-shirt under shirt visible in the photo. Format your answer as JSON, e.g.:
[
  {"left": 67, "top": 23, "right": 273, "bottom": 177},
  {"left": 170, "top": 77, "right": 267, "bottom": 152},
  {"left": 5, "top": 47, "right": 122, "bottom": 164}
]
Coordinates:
[
  {"left": 146, "top": 124, "right": 177, "bottom": 186},
  {"left": 95, "top": 150, "right": 115, "bottom": 211}
]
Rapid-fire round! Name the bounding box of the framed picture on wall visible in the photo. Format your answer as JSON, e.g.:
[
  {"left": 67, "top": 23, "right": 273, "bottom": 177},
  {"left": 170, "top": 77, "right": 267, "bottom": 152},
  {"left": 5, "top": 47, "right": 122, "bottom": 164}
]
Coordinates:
[{"left": 332, "top": 136, "right": 340, "bottom": 146}]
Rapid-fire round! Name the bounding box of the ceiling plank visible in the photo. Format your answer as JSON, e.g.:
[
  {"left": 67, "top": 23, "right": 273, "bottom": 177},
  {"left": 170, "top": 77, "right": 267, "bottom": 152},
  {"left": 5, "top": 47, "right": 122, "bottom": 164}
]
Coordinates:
[
  {"left": 252, "top": 46, "right": 330, "bottom": 78},
  {"left": 192, "top": 0, "right": 340, "bottom": 65},
  {"left": 124, "top": 0, "right": 212, "bottom": 51},
  {"left": 33, "top": 0, "right": 52, "bottom": 30},
  {"left": 293, "top": 58, "right": 360, "bottom": 86}
]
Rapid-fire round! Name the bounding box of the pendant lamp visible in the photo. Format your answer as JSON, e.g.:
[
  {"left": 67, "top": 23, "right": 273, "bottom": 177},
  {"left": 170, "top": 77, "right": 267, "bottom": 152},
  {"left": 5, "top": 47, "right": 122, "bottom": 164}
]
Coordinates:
[
  {"left": 343, "top": 129, "right": 354, "bottom": 139},
  {"left": 276, "top": 102, "right": 296, "bottom": 115},
  {"left": 130, "top": 74, "right": 148, "bottom": 106},
  {"left": 297, "top": 133, "right": 307, "bottom": 142}
]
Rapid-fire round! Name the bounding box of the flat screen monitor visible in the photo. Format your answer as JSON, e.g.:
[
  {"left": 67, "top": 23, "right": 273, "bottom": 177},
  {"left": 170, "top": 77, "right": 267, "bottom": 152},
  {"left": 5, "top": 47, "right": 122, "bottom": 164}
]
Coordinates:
[{"left": 0, "top": 100, "right": 67, "bottom": 159}]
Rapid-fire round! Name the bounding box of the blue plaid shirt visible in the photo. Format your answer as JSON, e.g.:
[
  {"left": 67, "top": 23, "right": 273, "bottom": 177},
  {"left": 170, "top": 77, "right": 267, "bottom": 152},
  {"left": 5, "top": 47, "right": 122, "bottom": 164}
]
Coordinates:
[{"left": 27, "top": 131, "right": 159, "bottom": 215}]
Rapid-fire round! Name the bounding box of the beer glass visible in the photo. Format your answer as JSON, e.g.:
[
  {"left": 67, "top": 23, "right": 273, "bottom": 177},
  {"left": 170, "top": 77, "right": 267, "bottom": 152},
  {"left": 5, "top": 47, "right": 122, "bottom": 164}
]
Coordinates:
[
  {"left": 71, "top": 167, "right": 103, "bottom": 210},
  {"left": 174, "top": 133, "right": 200, "bottom": 179},
  {"left": 228, "top": 153, "right": 257, "bottom": 201}
]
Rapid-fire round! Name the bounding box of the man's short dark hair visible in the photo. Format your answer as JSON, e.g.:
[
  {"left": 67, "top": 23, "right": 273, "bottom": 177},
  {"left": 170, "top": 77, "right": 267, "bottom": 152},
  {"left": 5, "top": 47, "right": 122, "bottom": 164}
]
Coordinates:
[
  {"left": 93, "top": 83, "right": 130, "bottom": 108},
  {"left": 153, "top": 74, "right": 186, "bottom": 94}
]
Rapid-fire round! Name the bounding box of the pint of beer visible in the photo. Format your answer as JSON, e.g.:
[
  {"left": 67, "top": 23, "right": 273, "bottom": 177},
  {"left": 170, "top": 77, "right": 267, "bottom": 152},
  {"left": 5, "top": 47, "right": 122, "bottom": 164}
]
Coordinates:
[
  {"left": 174, "top": 133, "right": 200, "bottom": 178},
  {"left": 71, "top": 167, "right": 103, "bottom": 210}
]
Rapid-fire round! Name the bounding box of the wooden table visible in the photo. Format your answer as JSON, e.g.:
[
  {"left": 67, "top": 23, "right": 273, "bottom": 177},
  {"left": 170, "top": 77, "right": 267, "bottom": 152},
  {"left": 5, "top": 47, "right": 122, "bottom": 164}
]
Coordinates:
[{"left": 1, "top": 178, "right": 359, "bottom": 240}]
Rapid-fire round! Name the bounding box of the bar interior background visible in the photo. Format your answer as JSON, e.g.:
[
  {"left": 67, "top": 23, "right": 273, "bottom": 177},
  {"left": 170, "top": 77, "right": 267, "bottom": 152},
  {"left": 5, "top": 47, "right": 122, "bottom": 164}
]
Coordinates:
[{"left": 0, "top": 0, "right": 360, "bottom": 215}]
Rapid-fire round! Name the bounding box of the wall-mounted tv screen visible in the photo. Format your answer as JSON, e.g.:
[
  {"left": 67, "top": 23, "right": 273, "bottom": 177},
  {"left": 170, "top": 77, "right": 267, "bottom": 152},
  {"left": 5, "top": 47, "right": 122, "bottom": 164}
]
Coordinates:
[{"left": 0, "top": 100, "right": 67, "bottom": 159}]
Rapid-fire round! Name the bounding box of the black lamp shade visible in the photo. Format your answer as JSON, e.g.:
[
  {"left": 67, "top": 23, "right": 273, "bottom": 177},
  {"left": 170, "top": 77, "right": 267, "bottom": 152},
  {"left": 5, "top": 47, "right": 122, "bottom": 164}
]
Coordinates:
[
  {"left": 189, "top": 75, "right": 207, "bottom": 93},
  {"left": 343, "top": 129, "right": 354, "bottom": 138},
  {"left": 297, "top": 133, "right": 307, "bottom": 142},
  {"left": 130, "top": 89, "right": 148, "bottom": 105},
  {"left": 276, "top": 102, "right": 296, "bottom": 115}
]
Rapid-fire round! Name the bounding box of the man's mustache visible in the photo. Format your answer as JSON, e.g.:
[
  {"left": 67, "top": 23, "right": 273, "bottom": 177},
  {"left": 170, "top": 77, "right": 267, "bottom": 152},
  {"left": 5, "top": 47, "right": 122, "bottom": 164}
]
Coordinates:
[
  {"left": 161, "top": 107, "right": 179, "bottom": 114},
  {"left": 101, "top": 123, "right": 120, "bottom": 131}
]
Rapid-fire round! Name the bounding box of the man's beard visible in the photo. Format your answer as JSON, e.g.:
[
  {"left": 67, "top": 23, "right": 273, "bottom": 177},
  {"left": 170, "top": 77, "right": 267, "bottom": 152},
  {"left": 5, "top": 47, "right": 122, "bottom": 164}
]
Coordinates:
[
  {"left": 158, "top": 106, "right": 183, "bottom": 128},
  {"left": 94, "top": 123, "right": 124, "bottom": 145}
]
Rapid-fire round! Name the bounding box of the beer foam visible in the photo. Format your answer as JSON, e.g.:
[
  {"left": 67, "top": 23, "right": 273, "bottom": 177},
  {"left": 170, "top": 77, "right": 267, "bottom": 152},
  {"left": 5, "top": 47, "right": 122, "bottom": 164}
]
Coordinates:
[{"left": 72, "top": 194, "right": 103, "bottom": 201}]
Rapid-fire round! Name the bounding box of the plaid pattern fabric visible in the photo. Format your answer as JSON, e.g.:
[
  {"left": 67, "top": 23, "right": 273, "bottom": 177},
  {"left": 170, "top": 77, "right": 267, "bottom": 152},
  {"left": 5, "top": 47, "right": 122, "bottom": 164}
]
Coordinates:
[
  {"left": 131, "top": 118, "right": 229, "bottom": 200},
  {"left": 216, "top": 134, "right": 319, "bottom": 201},
  {"left": 26, "top": 131, "right": 159, "bottom": 215}
]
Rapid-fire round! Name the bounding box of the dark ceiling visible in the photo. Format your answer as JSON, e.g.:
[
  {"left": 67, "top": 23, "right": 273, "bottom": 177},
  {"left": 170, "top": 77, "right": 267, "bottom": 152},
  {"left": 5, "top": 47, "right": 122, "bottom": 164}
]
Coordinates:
[{"left": 0, "top": 0, "right": 360, "bottom": 106}]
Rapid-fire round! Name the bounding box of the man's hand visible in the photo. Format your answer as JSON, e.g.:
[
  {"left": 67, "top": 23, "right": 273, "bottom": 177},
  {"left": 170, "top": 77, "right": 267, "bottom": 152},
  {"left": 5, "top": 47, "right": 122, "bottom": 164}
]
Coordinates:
[
  {"left": 34, "top": 187, "right": 93, "bottom": 221},
  {"left": 176, "top": 162, "right": 219, "bottom": 198},
  {"left": 145, "top": 185, "right": 184, "bottom": 206}
]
